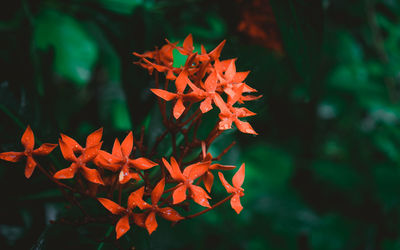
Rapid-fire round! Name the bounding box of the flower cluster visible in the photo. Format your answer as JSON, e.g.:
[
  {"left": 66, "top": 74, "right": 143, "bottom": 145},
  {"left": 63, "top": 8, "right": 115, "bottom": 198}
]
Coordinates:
[{"left": 0, "top": 35, "right": 259, "bottom": 241}]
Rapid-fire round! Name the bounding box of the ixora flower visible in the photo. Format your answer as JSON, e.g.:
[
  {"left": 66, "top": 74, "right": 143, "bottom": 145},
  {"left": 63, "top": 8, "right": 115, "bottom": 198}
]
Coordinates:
[
  {"left": 94, "top": 131, "right": 158, "bottom": 184},
  {"left": 218, "top": 164, "right": 245, "bottom": 214},
  {"left": 134, "top": 34, "right": 261, "bottom": 135},
  {"left": 130, "top": 178, "right": 184, "bottom": 234},
  {"left": 0, "top": 126, "right": 57, "bottom": 178},
  {"left": 98, "top": 194, "right": 138, "bottom": 239},
  {"left": 53, "top": 128, "right": 104, "bottom": 185},
  {"left": 162, "top": 157, "right": 212, "bottom": 208}
]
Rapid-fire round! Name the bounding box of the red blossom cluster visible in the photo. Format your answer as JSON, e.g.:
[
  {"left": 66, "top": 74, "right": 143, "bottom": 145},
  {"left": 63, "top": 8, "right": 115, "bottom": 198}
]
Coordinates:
[{"left": 0, "top": 34, "right": 259, "bottom": 240}]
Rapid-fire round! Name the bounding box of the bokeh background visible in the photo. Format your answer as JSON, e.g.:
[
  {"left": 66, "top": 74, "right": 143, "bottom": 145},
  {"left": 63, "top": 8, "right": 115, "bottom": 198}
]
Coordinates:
[{"left": 1, "top": 0, "right": 400, "bottom": 249}]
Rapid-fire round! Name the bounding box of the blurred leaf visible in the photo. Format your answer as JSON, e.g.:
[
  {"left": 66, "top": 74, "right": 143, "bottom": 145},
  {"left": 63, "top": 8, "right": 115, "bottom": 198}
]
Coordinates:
[{"left": 34, "top": 9, "right": 98, "bottom": 87}]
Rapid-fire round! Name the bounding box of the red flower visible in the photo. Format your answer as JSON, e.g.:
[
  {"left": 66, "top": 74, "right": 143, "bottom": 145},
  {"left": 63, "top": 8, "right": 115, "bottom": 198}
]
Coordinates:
[
  {"left": 53, "top": 128, "right": 104, "bottom": 185},
  {"left": 199, "top": 142, "right": 236, "bottom": 193},
  {"left": 162, "top": 157, "right": 211, "bottom": 208},
  {"left": 130, "top": 178, "right": 184, "bottom": 234},
  {"left": 98, "top": 195, "right": 137, "bottom": 239},
  {"left": 218, "top": 164, "right": 245, "bottom": 214},
  {"left": 0, "top": 126, "right": 57, "bottom": 178},
  {"left": 94, "top": 131, "right": 158, "bottom": 184}
]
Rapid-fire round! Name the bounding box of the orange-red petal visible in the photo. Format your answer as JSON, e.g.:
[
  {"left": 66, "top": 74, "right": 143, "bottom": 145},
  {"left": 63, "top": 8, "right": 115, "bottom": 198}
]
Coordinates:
[
  {"left": 186, "top": 162, "right": 209, "bottom": 181},
  {"left": 112, "top": 139, "right": 123, "bottom": 159},
  {"left": 172, "top": 184, "right": 187, "bottom": 204},
  {"left": 60, "top": 134, "right": 82, "bottom": 152},
  {"left": 232, "top": 164, "right": 245, "bottom": 189},
  {"left": 98, "top": 198, "right": 126, "bottom": 215},
  {"left": 21, "top": 125, "right": 35, "bottom": 151},
  {"left": 82, "top": 142, "right": 102, "bottom": 162},
  {"left": 200, "top": 97, "right": 213, "bottom": 113},
  {"left": 116, "top": 215, "right": 130, "bottom": 239},
  {"left": 86, "top": 128, "right": 103, "bottom": 148},
  {"left": 203, "top": 171, "right": 214, "bottom": 193},
  {"left": 121, "top": 131, "right": 133, "bottom": 157},
  {"left": 80, "top": 165, "right": 104, "bottom": 185},
  {"left": 230, "top": 194, "right": 243, "bottom": 214},
  {"left": 145, "top": 211, "right": 158, "bottom": 235},
  {"left": 24, "top": 156, "right": 37, "bottom": 178},
  {"left": 150, "top": 89, "right": 177, "bottom": 101},
  {"left": 151, "top": 178, "right": 165, "bottom": 204},
  {"left": 129, "top": 157, "right": 157, "bottom": 170},
  {"left": 59, "top": 139, "right": 77, "bottom": 162},
  {"left": 189, "top": 185, "right": 211, "bottom": 208},
  {"left": 158, "top": 207, "right": 184, "bottom": 222},
  {"left": 0, "top": 152, "right": 24, "bottom": 162},
  {"left": 234, "top": 119, "right": 257, "bottom": 135},
  {"left": 173, "top": 98, "right": 185, "bottom": 119},
  {"left": 33, "top": 143, "right": 58, "bottom": 156},
  {"left": 218, "top": 172, "right": 235, "bottom": 193},
  {"left": 54, "top": 163, "right": 78, "bottom": 179}
]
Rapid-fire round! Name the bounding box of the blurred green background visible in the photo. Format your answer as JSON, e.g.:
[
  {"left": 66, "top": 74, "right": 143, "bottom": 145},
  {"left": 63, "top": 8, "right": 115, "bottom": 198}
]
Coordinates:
[{"left": 2, "top": 0, "right": 400, "bottom": 249}]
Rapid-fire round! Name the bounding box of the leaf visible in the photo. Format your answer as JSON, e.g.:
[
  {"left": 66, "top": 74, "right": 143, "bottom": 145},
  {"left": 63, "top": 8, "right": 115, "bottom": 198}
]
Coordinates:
[{"left": 34, "top": 9, "right": 99, "bottom": 87}]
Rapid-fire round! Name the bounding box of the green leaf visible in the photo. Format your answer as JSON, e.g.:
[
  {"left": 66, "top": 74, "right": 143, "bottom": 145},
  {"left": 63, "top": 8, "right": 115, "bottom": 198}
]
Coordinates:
[{"left": 34, "top": 9, "right": 98, "bottom": 87}]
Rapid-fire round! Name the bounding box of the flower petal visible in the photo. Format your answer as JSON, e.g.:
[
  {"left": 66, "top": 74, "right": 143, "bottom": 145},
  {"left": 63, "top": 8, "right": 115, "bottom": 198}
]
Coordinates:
[
  {"left": 151, "top": 178, "right": 165, "bottom": 204},
  {"left": 33, "top": 143, "right": 58, "bottom": 156},
  {"left": 60, "top": 134, "right": 82, "bottom": 152},
  {"left": 145, "top": 211, "right": 158, "bottom": 235},
  {"left": 234, "top": 119, "right": 258, "bottom": 135},
  {"left": 189, "top": 185, "right": 211, "bottom": 208},
  {"left": 86, "top": 127, "right": 103, "bottom": 148},
  {"left": 208, "top": 40, "right": 226, "bottom": 61},
  {"left": 112, "top": 139, "right": 123, "bottom": 159},
  {"left": 59, "top": 139, "right": 77, "bottom": 162},
  {"left": 172, "top": 184, "right": 187, "bottom": 204},
  {"left": 150, "top": 89, "right": 177, "bottom": 101},
  {"left": 121, "top": 131, "right": 133, "bottom": 157},
  {"left": 0, "top": 152, "right": 24, "bottom": 162},
  {"left": 98, "top": 198, "right": 125, "bottom": 215},
  {"left": 25, "top": 156, "right": 37, "bottom": 178},
  {"left": 129, "top": 187, "right": 150, "bottom": 210},
  {"left": 232, "top": 164, "right": 245, "bottom": 189},
  {"left": 200, "top": 97, "right": 213, "bottom": 113},
  {"left": 175, "top": 71, "right": 188, "bottom": 94},
  {"left": 82, "top": 142, "right": 103, "bottom": 162},
  {"left": 54, "top": 163, "right": 78, "bottom": 179},
  {"left": 218, "top": 172, "right": 235, "bottom": 193},
  {"left": 232, "top": 71, "right": 250, "bottom": 83},
  {"left": 202, "top": 171, "right": 214, "bottom": 193},
  {"left": 225, "top": 60, "right": 237, "bottom": 81},
  {"left": 186, "top": 162, "right": 209, "bottom": 181},
  {"left": 158, "top": 207, "right": 184, "bottom": 222},
  {"left": 21, "top": 125, "right": 35, "bottom": 151},
  {"left": 204, "top": 71, "right": 218, "bottom": 92},
  {"left": 129, "top": 157, "right": 157, "bottom": 170},
  {"left": 80, "top": 165, "right": 104, "bottom": 185},
  {"left": 230, "top": 194, "right": 243, "bottom": 214},
  {"left": 210, "top": 164, "right": 236, "bottom": 170},
  {"left": 93, "top": 151, "right": 120, "bottom": 171},
  {"left": 133, "top": 213, "right": 146, "bottom": 228},
  {"left": 116, "top": 215, "right": 130, "bottom": 239},
  {"left": 183, "top": 33, "right": 194, "bottom": 53},
  {"left": 173, "top": 98, "right": 185, "bottom": 119}
]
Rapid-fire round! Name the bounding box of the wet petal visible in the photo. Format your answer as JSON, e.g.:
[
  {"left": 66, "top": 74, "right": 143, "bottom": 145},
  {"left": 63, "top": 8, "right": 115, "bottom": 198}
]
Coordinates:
[
  {"left": 230, "top": 194, "right": 243, "bottom": 214},
  {"left": 116, "top": 215, "right": 130, "bottom": 239},
  {"left": 121, "top": 131, "right": 133, "bottom": 157},
  {"left": 200, "top": 97, "right": 213, "bottom": 113},
  {"left": 98, "top": 198, "right": 125, "bottom": 215},
  {"left": 234, "top": 119, "right": 258, "bottom": 135},
  {"left": 33, "top": 143, "right": 58, "bottom": 156},
  {"left": 133, "top": 213, "right": 146, "bottom": 228},
  {"left": 129, "top": 187, "right": 150, "bottom": 210},
  {"left": 190, "top": 185, "right": 211, "bottom": 208},
  {"left": 80, "top": 165, "right": 104, "bottom": 185},
  {"left": 232, "top": 71, "right": 250, "bottom": 83},
  {"left": 82, "top": 142, "right": 102, "bottom": 162},
  {"left": 172, "top": 184, "right": 187, "bottom": 204},
  {"left": 208, "top": 40, "right": 226, "bottom": 61},
  {"left": 217, "top": 172, "right": 235, "bottom": 193},
  {"left": 183, "top": 34, "right": 194, "bottom": 53},
  {"left": 202, "top": 171, "right": 214, "bottom": 193},
  {"left": 86, "top": 128, "right": 103, "bottom": 148},
  {"left": 152, "top": 178, "right": 165, "bottom": 204},
  {"left": 150, "top": 89, "right": 177, "bottom": 101},
  {"left": 186, "top": 162, "right": 209, "bottom": 181},
  {"left": 232, "top": 164, "right": 245, "bottom": 188},
  {"left": 24, "top": 156, "right": 37, "bottom": 179},
  {"left": 60, "top": 134, "right": 82, "bottom": 152},
  {"left": 54, "top": 164, "right": 78, "bottom": 179},
  {"left": 112, "top": 139, "right": 123, "bottom": 159},
  {"left": 175, "top": 71, "right": 188, "bottom": 93},
  {"left": 159, "top": 207, "right": 184, "bottom": 222},
  {"left": 145, "top": 211, "right": 158, "bottom": 235},
  {"left": 59, "top": 139, "right": 77, "bottom": 162},
  {"left": 0, "top": 152, "right": 24, "bottom": 162},
  {"left": 21, "top": 125, "right": 34, "bottom": 151},
  {"left": 173, "top": 98, "right": 185, "bottom": 119},
  {"left": 129, "top": 157, "right": 157, "bottom": 170}
]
